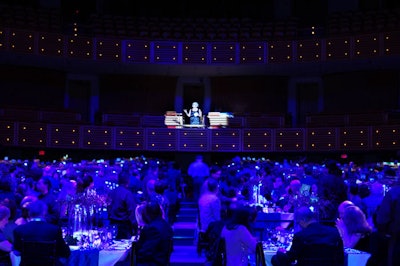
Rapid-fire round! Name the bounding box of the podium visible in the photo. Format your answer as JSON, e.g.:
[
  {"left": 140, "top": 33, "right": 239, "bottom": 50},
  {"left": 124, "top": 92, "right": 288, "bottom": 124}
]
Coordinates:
[
  {"left": 207, "top": 112, "right": 233, "bottom": 128},
  {"left": 164, "top": 111, "right": 183, "bottom": 128}
]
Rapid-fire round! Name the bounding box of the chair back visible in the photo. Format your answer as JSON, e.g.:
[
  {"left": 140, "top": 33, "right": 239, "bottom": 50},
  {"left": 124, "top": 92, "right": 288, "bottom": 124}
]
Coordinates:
[
  {"left": 130, "top": 241, "right": 136, "bottom": 266},
  {"left": 166, "top": 238, "right": 174, "bottom": 266},
  {"left": 21, "top": 240, "right": 57, "bottom": 266},
  {"left": 296, "top": 242, "right": 344, "bottom": 266},
  {"left": 212, "top": 237, "right": 226, "bottom": 266},
  {"left": 255, "top": 241, "right": 266, "bottom": 266}
]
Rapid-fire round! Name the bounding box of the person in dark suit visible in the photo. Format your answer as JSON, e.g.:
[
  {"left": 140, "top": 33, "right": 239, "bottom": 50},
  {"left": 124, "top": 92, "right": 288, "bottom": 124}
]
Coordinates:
[
  {"left": 12, "top": 200, "right": 71, "bottom": 266},
  {"left": 135, "top": 200, "right": 174, "bottom": 266},
  {"left": 271, "top": 205, "right": 345, "bottom": 266},
  {"left": 108, "top": 171, "right": 138, "bottom": 239}
]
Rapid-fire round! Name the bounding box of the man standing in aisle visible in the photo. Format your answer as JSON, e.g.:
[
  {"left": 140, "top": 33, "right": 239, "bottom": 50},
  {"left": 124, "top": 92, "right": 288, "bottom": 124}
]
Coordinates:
[{"left": 188, "top": 155, "right": 210, "bottom": 200}]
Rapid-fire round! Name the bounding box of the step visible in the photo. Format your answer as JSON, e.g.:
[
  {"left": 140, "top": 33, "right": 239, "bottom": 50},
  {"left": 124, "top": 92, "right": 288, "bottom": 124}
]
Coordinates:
[
  {"left": 173, "top": 222, "right": 197, "bottom": 233},
  {"left": 173, "top": 221, "right": 197, "bottom": 246},
  {"left": 176, "top": 214, "right": 198, "bottom": 223},
  {"left": 179, "top": 201, "right": 198, "bottom": 209},
  {"left": 173, "top": 235, "right": 196, "bottom": 246},
  {"left": 170, "top": 245, "right": 206, "bottom": 266},
  {"left": 178, "top": 207, "right": 198, "bottom": 214}
]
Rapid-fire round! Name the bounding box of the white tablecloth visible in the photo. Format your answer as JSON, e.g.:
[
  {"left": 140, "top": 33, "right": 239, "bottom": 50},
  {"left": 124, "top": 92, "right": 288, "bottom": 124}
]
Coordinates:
[
  {"left": 10, "top": 241, "right": 131, "bottom": 266},
  {"left": 264, "top": 247, "right": 371, "bottom": 266}
]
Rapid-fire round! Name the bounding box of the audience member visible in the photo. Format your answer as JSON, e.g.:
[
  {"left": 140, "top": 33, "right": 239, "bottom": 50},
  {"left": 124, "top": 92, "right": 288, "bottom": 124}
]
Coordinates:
[
  {"left": 198, "top": 178, "right": 221, "bottom": 233},
  {"left": 0, "top": 206, "right": 12, "bottom": 266},
  {"left": 361, "top": 182, "right": 384, "bottom": 228},
  {"left": 188, "top": 155, "right": 210, "bottom": 200},
  {"left": 375, "top": 180, "right": 400, "bottom": 266},
  {"left": 204, "top": 207, "right": 232, "bottom": 265},
  {"left": 220, "top": 206, "right": 258, "bottom": 266},
  {"left": 317, "top": 160, "right": 348, "bottom": 223},
  {"left": 147, "top": 179, "right": 169, "bottom": 221},
  {"left": 135, "top": 201, "right": 174, "bottom": 266},
  {"left": 0, "top": 199, "right": 17, "bottom": 244},
  {"left": 337, "top": 200, "right": 355, "bottom": 219},
  {"left": 200, "top": 165, "right": 222, "bottom": 195},
  {"left": 347, "top": 182, "right": 364, "bottom": 211},
  {"left": 141, "top": 160, "right": 159, "bottom": 201},
  {"left": 108, "top": 172, "right": 138, "bottom": 239},
  {"left": 271, "top": 206, "right": 344, "bottom": 266},
  {"left": 36, "top": 177, "right": 60, "bottom": 225},
  {"left": 335, "top": 205, "right": 372, "bottom": 251},
  {"left": 270, "top": 175, "right": 286, "bottom": 204},
  {"left": 76, "top": 174, "right": 94, "bottom": 194},
  {"left": 12, "top": 200, "right": 70, "bottom": 265},
  {"left": 14, "top": 196, "right": 37, "bottom": 226}
]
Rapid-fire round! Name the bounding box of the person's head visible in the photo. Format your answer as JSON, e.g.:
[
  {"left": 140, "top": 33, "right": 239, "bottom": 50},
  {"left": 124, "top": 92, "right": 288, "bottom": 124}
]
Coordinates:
[
  {"left": 209, "top": 165, "right": 222, "bottom": 180},
  {"left": 294, "top": 206, "right": 317, "bottom": 229},
  {"left": 226, "top": 206, "right": 254, "bottom": 231},
  {"left": 192, "top": 102, "right": 199, "bottom": 108},
  {"left": 206, "top": 177, "right": 219, "bottom": 193},
  {"left": 36, "top": 177, "right": 52, "bottom": 194},
  {"left": 144, "top": 200, "right": 164, "bottom": 222},
  {"left": 27, "top": 199, "right": 47, "bottom": 219},
  {"left": 0, "top": 205, "right": 10, "bottom": 229},
  {"left": 195, "top": 155, "right": 203, "bottom": 161},
  {"left": 338, "top": 200, "right": 355, "bottom": 218},
  {"left": 118, "top": 171, "right": 130, "bottom": 187},
  {"left": 369, "top": 182, "right": 384, "bottom": 196},
  {"left": 348, "top": 182, "right": 359, "bottom": 196},
  {"left": 273, "top": 176, "right": 284, "bottom": 188},
  {"left": 289, "top": 178, "right": 301, "bottom": 194},
  {"left": 81, "top": 175, "right": 94, "bottom": 190},
  {"left": 341, "top": 205, "right": 372, "bottom": 235},
  {"left": 1, "top": 198, "right": 17, "bottom": 221}
]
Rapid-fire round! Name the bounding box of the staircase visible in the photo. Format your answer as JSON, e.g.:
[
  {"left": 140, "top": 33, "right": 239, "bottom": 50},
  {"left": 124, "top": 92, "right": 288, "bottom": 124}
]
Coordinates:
[{"left": 170, "top": 200, "right": 206, "bottom": 266}]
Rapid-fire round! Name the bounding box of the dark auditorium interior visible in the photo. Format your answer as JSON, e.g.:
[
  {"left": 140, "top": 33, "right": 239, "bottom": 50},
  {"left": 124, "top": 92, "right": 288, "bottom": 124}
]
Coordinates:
[{"left": 0, "top": 0, "right": 400, "bottom": 164}]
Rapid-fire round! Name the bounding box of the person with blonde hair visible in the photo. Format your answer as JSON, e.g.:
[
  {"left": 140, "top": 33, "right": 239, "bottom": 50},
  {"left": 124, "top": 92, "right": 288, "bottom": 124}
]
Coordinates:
[{"left": 336, "top": 204, "right": 372, "bottom": 251}]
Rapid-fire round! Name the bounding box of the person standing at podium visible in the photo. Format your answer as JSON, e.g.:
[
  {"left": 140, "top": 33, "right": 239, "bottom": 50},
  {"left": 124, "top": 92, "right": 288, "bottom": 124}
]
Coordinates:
[{"left": 184, "top": 101, "right": 202, "bottom": 125}]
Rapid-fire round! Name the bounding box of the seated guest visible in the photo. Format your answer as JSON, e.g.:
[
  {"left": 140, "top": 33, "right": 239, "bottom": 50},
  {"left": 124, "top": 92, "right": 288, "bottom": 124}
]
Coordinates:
[
  {"left": 0, "top": 206, "right": 12, "bottom": 266},
  {"left": 204, "top": 207, "right": 232, "bottom": 265},
  {"left": 108, "top": 172, "right": 138, "bottom": 239},
  {"left": 221, "top": 206, "right": 258, "bottom": 266},
  {"left": 135, "top": 201, "right": 174, "bottom": 266},
  {"left": 15, "top": 196, "right": 37, "bottom": 226},
  {"left": 361, "top": 182, "right": 384, "bottom": 228},
  {"left": 338, "top": 200, "right": 355, "bottom": 218},
  {"left": 12, "top": 200, "right": 70, "bottom": 266},
  {"left": 36, "top": 177, "right": 60, "bottom": 225},
  {"left": 271, "top": 206, "right": 344, "bottom": 266},
  {"left": 336, "top": 205, "right": 372, "bottom": 251},
  {"left": 1, "top": 199, "right": 18, "bottom": 244}
]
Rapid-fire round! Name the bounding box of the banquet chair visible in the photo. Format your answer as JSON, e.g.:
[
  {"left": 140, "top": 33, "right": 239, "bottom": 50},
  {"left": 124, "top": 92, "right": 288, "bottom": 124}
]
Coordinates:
[
  {"left": 295, "top": 242, "right": 344, "bottom": 266},
  {"left": 130, "top": 241, "right": 136, "bottom": 266},
  {"left": 213, "top": 237, "right": 226, "bottom": 266},
  {"left": 255, "top": 241, "right": 266, "bottom": 266},
  {"left": 21, "top": 239, "right": 57, "bottom": 266},
  {"left": 130, "top": 238, "right": 173, "bottom": 266},
  {"left": 166, "top": 238, "right": 174, "bottom": 266}
]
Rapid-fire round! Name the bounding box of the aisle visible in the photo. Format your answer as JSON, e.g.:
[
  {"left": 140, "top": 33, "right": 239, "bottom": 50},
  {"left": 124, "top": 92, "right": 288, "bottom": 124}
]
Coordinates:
[{"left": 170, "top": 200, "right": 206, "bottom": 266}]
